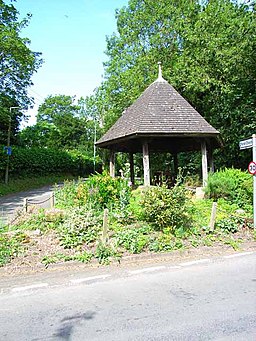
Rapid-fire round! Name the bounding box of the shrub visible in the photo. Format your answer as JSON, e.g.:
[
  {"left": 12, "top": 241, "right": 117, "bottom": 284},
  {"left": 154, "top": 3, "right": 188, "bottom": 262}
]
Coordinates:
[
  {"left": 55, "top": 172, "right": 131, "bottom": 211},
  {"left": 114, "top": 224, "right": 152, "bottom": 254},
  {"left": 57, "top": 208, "right": 102, "bottom": 248},
  {"left": 205, "top": 168, "right": 253, "bottom": 209},
  {"left": 138, "top": 183, "right": 193, "bottom": 231}
]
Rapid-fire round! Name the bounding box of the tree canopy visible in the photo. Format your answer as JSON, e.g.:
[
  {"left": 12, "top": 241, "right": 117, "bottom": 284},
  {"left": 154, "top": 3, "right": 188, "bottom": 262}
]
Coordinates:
[
  {"left": 0, "top": 0, "right": 42, "bottom": 144},
  {"left": 89, "top": 0, "right": 256, "bottom": 169},
  {"left": 19, "top": 95, "right": 102, "bottom": 156}
]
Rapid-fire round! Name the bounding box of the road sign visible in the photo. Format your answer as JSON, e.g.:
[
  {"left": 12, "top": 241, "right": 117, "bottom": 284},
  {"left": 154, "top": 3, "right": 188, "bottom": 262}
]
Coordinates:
[
  {"left": 248, "top": 161, "right": 256, "bottom": 175},
  {"left": 239, "top": 138, "right": 253, "bottom": 150}
]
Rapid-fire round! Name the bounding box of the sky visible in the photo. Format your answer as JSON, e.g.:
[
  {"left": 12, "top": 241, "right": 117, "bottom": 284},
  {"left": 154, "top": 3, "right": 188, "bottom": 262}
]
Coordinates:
[{"left": 9, "top": 0, "right": 128, "bottom": 126}]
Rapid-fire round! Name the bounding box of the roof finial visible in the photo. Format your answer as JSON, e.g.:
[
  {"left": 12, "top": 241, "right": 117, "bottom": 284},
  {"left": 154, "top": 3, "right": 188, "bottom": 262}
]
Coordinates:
[{"left": 156, "top": 61, "right": 166, "bottom": 82}]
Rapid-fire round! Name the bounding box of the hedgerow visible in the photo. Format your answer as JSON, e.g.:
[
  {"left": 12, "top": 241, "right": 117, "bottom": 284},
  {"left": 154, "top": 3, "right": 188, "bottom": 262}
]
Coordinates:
[{"left": 0, "top": 146, "right": 101, "bottom": 179}]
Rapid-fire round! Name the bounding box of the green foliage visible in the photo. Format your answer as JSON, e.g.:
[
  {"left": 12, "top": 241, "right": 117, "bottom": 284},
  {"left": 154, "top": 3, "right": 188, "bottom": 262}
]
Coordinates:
[
  {"left": 0, "top": 174, "right": 75, "bottom": 197},
  {"left": 89, "top": 0, "right": 256, "bottom": 170},
  {"left": 205, "top": 168, "right": 253, "bottom": 209},
  {"left": 0, "top": 146, "right": 100, "bottom": 181},
  {"left": 138, "top": 184, "right": 193, "bottom": 230},
  {"left": 41, "top": 251, "right": 93, "bottom": 266},
  {"left": 95, "top": 242, "right": 120, "bottom": 265},
  {"left": 0, "top": 1, "right": 43, "bottom": 144},
  {"left": 0, "top": 231, "right": 28, "bottom": 266},
  {"left": 114, "top": 224, "right": 152, "bottom": 254},
  {"left": 55, "top": 172, "right": 131, "bottom": 210},
  {"left": 57, "top": 208, "right": 102, "bottom": 249}
]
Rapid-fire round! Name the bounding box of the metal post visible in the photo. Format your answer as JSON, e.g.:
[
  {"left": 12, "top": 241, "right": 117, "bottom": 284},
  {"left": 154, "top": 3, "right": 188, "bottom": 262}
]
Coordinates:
[
  {"left": 253, "top": 134, "right": 256, "bottom": 228},
  {"left": 5, "top": 106, "right": 19, "bottom": 184}
]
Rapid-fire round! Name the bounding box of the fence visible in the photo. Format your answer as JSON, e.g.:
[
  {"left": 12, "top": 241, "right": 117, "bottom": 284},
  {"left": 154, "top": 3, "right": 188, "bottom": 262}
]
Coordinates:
[{"left": 23, "top": 193, "right": 55, "bottom": 213}]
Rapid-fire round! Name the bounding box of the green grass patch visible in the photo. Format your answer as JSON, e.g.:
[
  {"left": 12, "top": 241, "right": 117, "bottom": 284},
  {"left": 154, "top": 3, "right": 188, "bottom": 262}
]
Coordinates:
[{"left": 0, "top": 174, "right": 76, "bottom": 197}]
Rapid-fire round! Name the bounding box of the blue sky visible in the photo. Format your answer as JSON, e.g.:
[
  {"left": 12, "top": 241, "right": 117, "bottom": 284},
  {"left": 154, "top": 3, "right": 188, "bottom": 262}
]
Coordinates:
[{"left": 10, "top": 0, "right": 128, "bottom": 125}]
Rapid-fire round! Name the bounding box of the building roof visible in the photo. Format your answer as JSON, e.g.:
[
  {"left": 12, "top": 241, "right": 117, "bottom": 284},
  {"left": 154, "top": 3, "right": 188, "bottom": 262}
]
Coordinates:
[{"left": 96, "top": 67, "right": 220, "bottom": 153}]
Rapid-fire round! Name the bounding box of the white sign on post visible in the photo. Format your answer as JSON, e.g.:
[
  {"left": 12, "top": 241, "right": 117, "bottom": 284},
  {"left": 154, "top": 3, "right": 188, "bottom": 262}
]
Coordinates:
[
  {"left": 239, "top": 138, "right": 253, "bottom": 150},
  {"left": 240, "top": 135, "right": 256, "bottom": 228}
]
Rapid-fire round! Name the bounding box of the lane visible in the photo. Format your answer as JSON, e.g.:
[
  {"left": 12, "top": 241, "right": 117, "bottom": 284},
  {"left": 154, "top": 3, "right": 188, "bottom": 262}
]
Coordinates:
[
  {"left": 0, "top": 185, "right": 56, "bottom": 225},
  {"left": 0, "top": 254, "right": 255, "bottom": 340}
]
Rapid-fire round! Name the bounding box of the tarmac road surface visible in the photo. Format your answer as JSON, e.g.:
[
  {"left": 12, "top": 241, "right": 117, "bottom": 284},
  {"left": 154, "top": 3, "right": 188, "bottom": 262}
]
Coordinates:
[{"left": 0, "top": 252, "right": 255, "bottom": 340}]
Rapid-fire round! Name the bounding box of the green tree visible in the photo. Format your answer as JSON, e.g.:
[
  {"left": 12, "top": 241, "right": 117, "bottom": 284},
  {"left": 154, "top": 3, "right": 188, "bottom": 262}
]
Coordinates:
[
  {"left": 0, "top": 0, "right": 42, "bottom": 144},
  {"left": 19, "top": 95, "right": 102, "bottom": 156},
  {"left": 92, "top": 0, "right": 256, "bottom": 169}
]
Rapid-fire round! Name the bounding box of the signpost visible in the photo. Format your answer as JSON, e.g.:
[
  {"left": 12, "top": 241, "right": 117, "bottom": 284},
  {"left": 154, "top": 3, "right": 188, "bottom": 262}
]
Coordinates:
[{"left": 240, "top": 135, "right": 256, "bottom": 228}]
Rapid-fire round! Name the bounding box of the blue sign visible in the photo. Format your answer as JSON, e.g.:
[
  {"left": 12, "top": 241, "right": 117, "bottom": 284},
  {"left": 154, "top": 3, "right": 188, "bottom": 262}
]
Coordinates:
[{"left": 3, "top": 146, "right": 12, "bottom": 155}]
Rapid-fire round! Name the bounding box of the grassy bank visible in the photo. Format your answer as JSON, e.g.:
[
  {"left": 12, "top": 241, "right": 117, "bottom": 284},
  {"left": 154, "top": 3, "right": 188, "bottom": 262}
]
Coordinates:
[{"left": 0, "top": 174, "right": 76, "bottom": 197}]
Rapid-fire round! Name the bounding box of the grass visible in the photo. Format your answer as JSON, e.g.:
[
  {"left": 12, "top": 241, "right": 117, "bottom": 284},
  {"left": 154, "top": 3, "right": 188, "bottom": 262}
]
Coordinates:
[{"left": 0, "top": 174, "right": 76, "bottom": 197}]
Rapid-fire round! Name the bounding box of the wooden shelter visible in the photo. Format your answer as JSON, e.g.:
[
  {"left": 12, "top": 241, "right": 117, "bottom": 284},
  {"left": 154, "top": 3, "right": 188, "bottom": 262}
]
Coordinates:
[{"left": 96, "top": 64, "right": 221, "bottom": 186}]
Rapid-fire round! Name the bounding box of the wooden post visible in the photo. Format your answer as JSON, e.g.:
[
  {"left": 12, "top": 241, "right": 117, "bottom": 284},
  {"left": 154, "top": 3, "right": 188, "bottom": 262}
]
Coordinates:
[
  {"left": 201, "top": 140, "right": 208, "bottom": 187},
  {"left": 50, "top": 193, "right": 55, "bottom": 209},
  {"left": 102, "top": 208, "right": 109, "bottom": 244},
  {"left": 209, "top": 202, "right": 217, "bottom": 231},
  {"left": 23, "top": 198, "right": 28, "bottom": 213},
  {"left": 129, "top": 152, "right": 135, "bottom": 185},
  {"left": 109, "top": 150, "right": 115, "bottom": 177},
  {"left": 142, "top": 142, "right": 150, "bottom": 186}
]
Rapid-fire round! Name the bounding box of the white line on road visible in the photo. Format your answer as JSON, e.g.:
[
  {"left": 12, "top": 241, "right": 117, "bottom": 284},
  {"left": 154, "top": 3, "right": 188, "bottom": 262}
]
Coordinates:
[
  {"left": 128, "top": 266, "right": 166, "bottom": 275},
  {"left": 224, "top": 251, "right": 254, "bottom": 259},
  {"left": 179, "top": 259, "right": 210, "bottom": 267},
  {"left": 70, "top": 274, "right": 111, "bottom": 284},
  {"left": 11, "top": 283, "right": 49, "bottom": 293}
]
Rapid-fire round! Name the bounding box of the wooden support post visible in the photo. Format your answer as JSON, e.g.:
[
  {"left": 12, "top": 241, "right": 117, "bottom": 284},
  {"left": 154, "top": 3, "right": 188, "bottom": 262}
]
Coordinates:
[
  {"left": 201, "top": 140, "right": 208, "bottom": 187},
  {"left": 209, "top": 202, "right": 217, "bottom": 231},
  {"left": 50, "top": 193, "right": 55, "bottom": 209},
  {"left": 109, "top": 150, "right": 115, "bottom": 177},
  {"left": 142, "top": 142, "right": 150, "bottom": 186},
  {"left": 102, "top": 208, "right": 109, "bottom": 244},
  {"left": 129, "top": 152, "right": 135, "bottom": 185},
  {"left": 23, "top": 198, "right": 28, "bottom": 213}
]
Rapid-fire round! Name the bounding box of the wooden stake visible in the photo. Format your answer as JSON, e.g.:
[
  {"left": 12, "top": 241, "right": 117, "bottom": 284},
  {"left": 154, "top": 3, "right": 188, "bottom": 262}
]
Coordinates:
[
  {"left": 23, "top": 198, "right": 28, "bottom": 213},
  {"left": 102, "top": 208, "right": 109, "bottom": 244},
  {"left": 209, "top": 202, "right": 217, "bottom": 231}
]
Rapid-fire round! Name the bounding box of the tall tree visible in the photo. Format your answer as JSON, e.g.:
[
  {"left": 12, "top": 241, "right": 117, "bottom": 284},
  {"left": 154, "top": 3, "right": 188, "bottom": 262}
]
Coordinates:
[
  {"left": 92, "top": 0, "right": 256, "bottom": 169},
  {"left": 0, "top": 0, "right": 42, "bottom": 144}
]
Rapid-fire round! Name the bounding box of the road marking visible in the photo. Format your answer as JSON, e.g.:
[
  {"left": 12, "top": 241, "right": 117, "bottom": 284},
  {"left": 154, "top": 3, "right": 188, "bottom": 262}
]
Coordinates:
[
  {"left": 179, "top": 259, "right": 210, "bottom": 267},
  {"left": 128, "top": 266, "right": 166, "bottom": 275},
  {"left": 224, "top": 251, "right": 254, "bottom": 259},
  {"left": 11, "top": 283, "right": 49, "bottom": 293},
  {"left": 70, "top": 274, "right": 111, "bottom": 284}
]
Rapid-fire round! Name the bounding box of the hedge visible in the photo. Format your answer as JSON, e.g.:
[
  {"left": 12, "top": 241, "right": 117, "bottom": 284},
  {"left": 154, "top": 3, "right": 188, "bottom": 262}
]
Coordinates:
[{"left": 0, "top": 146, "right": 102, "bottom": 179}]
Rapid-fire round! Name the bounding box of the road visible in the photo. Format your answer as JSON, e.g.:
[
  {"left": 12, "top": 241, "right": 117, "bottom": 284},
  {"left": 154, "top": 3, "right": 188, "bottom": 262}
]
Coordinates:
[
  {"left": 0, "top": 253, "right": 255, "bottom": 340},
  {"left": 0, "top": 185, "right": 56, "bottom": 226}
]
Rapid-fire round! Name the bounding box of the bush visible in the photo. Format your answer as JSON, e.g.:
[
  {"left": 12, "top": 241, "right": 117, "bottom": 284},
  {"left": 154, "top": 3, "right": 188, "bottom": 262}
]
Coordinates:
[
  {"left": 137, "top": 183, "right": 193, "bottom": 231},
  {"left": 57, "top": 207, "right": 102, "bottom": 248},
  {"left": 55, "top": 171, "right": 131, "bottom": 211},
  {"left": 205, "top": 168, "right": 253, "bottom": 209}
]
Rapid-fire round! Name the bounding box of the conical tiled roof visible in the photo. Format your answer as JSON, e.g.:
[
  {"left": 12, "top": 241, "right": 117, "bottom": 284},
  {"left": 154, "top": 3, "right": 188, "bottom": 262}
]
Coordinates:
[{"left": 96, "top": 71, "right": 220, "bottom": 151}]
